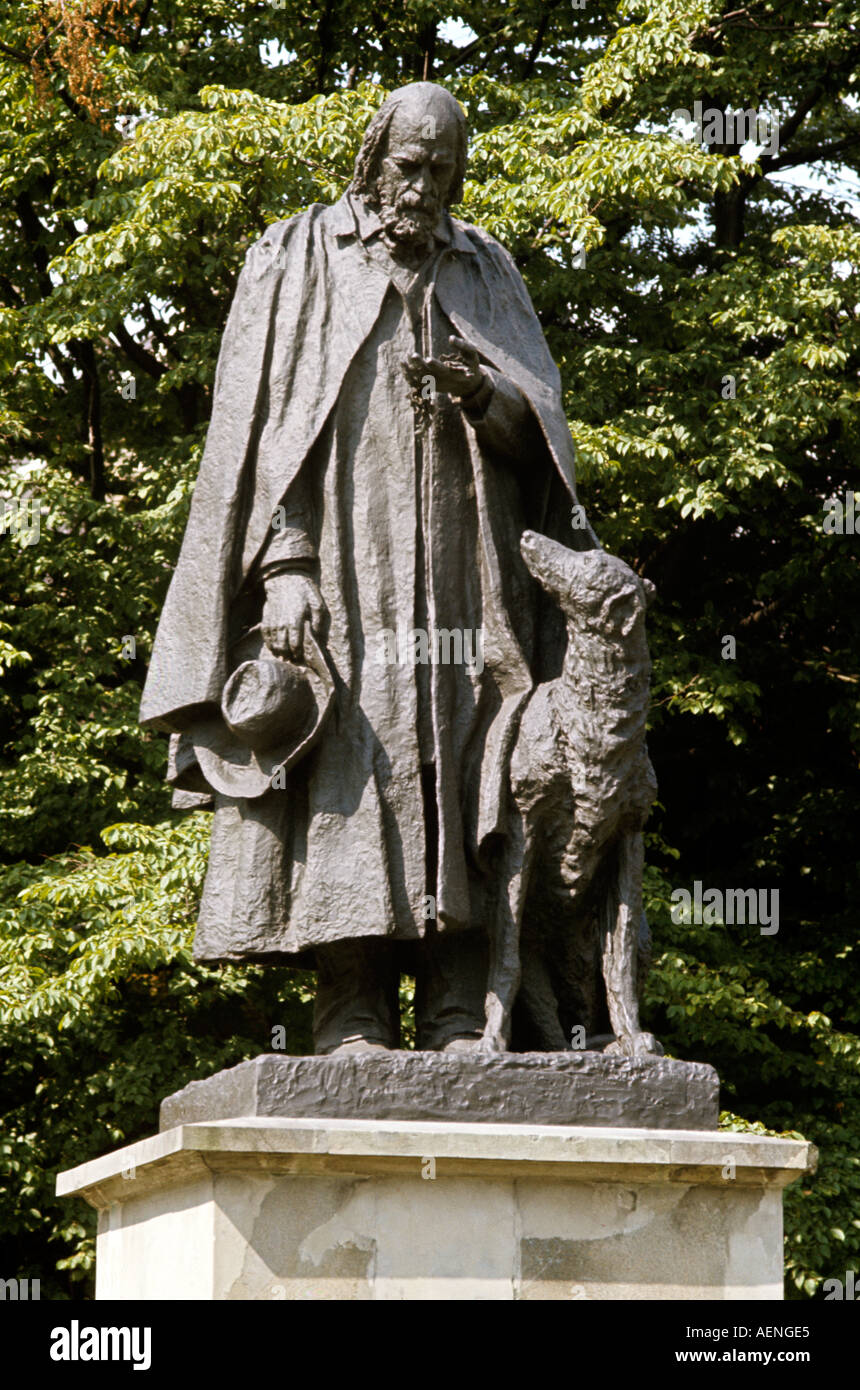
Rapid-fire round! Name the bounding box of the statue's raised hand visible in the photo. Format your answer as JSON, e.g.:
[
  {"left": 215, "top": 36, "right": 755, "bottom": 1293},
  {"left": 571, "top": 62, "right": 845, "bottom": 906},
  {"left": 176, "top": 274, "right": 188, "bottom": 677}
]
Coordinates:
[
  {"left": 402, "top": 335, "right": 484, "bottom": 400},
  {"left": 262, "top": 573, "right": 328, "bottom": 662}
]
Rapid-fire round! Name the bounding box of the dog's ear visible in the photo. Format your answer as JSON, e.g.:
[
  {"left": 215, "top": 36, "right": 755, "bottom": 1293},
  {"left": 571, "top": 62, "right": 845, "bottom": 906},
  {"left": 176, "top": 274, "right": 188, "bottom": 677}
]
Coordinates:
[{"left": 642, "top": 577, "right": 657, "bottom": 609}]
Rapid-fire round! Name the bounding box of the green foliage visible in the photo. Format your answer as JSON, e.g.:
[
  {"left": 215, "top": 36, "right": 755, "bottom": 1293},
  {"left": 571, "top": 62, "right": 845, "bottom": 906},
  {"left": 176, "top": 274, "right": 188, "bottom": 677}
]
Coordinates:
[
  {"left": 0, "top": 816, "right": 313, "bottom": 1296},
  {"left": 644, "top": 852, "right": 860, "bottom": 1298},
  {"left": 1, "top": 0, "right": 858, "bottom": 1298}
]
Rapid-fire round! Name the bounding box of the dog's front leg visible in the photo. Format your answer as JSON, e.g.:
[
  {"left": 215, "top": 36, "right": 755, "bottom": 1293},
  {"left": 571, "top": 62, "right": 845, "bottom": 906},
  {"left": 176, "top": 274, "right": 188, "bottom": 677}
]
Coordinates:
[{"left": 602, "top": 830, "right": 663, "bottom": 1058}]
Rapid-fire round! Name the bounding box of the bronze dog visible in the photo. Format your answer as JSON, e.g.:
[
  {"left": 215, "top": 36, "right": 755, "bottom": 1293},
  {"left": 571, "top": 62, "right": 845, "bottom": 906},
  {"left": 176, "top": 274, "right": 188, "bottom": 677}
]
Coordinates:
[{"left": 483, "top": 531, "right": 663, "bottom": 1057}]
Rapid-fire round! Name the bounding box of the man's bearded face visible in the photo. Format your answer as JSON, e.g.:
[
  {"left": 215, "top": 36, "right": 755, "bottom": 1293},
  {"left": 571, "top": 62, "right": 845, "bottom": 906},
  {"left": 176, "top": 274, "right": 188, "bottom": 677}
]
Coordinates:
[{"left": 375, "top": 106, "right": 459, "bottom": 247}]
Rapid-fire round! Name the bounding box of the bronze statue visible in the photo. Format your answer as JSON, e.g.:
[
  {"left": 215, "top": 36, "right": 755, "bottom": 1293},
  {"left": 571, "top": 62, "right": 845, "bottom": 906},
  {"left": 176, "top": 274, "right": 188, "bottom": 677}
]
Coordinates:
[{"left": 140, "top": 82, "right": 661, "bottom": 1059}]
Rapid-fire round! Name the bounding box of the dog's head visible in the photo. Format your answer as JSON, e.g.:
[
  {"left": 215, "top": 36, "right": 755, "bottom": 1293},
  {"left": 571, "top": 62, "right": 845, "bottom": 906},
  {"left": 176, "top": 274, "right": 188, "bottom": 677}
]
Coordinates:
[{"left": 520, "top": 531, "right": 655, "bottom": 639}]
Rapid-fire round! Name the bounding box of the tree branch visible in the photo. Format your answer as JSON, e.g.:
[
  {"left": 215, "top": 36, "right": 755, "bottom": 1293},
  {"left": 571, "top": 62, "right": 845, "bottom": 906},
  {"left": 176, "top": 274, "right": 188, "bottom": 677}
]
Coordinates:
[
  {"left": 74, "top": 340, "right": 105, "bottom": 500},
  {"left": 111, "top": 321, "right": 166, "bottom": 379},
  {"left": 437, "top": 22, "right": 512, "bottom": 77},
  {"left": 522, "top": 12, "right": 551, "bottom": 79},
  {"left": 141, "top": 301, "right": 181, "bottom": 361},
  {"left": 420, "top": 22, "right": 436, "bottom": 82},
  {"left": 0, "top": 39, "right": 30, "bottom": 62},
  {"left": 129, "top": 0, "right": 155, "bottom": 53},
  {"left": 764, "top": 132, "right": 860, "bottom": 173}
]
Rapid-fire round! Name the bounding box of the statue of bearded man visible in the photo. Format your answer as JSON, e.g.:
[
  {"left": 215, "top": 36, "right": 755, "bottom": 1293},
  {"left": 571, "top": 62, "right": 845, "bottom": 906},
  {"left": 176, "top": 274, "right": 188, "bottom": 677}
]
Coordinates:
[{"left": 140, "top": 81, "right": 596, "bottom": 1055}]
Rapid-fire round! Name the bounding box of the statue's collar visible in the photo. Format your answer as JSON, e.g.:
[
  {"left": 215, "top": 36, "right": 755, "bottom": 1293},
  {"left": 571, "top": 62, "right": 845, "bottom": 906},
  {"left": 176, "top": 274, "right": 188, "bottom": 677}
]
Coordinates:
[{"left": 324, "top": 192, "right": 476, "bottom": 255}]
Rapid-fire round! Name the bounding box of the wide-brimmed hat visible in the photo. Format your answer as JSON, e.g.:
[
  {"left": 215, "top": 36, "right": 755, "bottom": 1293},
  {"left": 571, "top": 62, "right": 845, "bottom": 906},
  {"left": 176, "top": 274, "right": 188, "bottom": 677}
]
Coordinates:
[{"left": 188, "top": 624, "right": 334, "bottom": 798}]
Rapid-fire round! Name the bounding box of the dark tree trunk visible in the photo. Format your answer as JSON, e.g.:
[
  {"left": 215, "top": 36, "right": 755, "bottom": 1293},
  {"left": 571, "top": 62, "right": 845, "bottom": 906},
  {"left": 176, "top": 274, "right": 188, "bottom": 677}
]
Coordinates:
[
  {"left": 77, "top": 340, "right": 105, "bottom": 501},
  {"left": 713, "top": 184, "right": 748, "bottom": 249}
]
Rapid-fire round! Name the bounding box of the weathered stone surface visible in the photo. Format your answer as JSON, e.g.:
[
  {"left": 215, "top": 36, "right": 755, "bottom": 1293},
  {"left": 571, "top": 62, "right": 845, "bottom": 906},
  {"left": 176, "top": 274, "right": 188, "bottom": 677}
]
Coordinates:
[
  {"left": 56, "top": 1118, "right": 817, "bottom": 1301},
  {"left": 159, "top": 1051, "right": 719, "bottom": 1132}
]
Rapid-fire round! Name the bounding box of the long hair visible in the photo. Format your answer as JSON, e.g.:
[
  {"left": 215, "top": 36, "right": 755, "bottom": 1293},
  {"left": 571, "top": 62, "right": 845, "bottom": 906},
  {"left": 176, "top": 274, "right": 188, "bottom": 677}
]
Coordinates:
[{"left": 350, "top": 84, "right": 467, "bottom": 209}]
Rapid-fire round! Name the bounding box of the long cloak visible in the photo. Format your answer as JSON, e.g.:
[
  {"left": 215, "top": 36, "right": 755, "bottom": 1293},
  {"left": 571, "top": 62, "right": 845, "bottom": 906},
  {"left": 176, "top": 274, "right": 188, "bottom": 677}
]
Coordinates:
[{"left": 140, "top": 194, "right": 596, "bottom": 962}]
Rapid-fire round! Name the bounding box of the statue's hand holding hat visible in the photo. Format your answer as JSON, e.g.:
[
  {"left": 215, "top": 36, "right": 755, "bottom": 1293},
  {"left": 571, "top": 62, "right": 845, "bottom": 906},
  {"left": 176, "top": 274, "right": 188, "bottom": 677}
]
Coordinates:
[{"left": 189, "top": 619, "right": 334, "bottom": 799}]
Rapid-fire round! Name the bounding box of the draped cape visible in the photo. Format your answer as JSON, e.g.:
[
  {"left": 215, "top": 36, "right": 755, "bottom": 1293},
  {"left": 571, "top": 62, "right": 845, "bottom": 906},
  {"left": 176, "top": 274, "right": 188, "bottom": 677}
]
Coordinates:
[{"left": 139, "top": 196, "right": 590, "bottom": 743}]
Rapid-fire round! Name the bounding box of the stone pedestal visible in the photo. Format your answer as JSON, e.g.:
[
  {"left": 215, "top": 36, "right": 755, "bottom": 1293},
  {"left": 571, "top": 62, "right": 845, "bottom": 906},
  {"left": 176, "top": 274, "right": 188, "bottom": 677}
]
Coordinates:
[
  {"left": 57, "top": 1117, "right": 815, "bottom": 1300},
  {"left": 159, "top": 1050, "right": 721, "bottom": 1131}
]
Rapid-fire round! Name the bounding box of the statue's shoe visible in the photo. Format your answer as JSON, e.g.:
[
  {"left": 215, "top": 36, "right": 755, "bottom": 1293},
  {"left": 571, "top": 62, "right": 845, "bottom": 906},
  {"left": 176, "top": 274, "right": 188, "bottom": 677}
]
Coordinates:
[
  {"left": 325, "top": 1039, "right": 391, "bottom": 1056},
  {"left": 437, "top": 1036, "right": 484, "bottom": 1054}
]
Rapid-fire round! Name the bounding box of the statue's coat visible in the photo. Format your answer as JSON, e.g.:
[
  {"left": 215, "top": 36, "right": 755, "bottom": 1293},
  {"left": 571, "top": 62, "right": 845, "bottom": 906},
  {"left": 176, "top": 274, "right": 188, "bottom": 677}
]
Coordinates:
[{"left": 140, "top": 194, "right": 594, "bottom": 961}]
